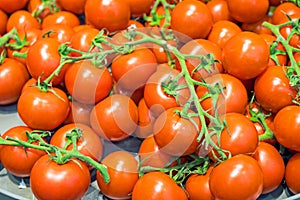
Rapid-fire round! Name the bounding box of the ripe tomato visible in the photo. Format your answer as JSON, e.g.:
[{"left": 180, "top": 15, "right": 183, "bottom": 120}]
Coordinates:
[
  {"left": 0, "top": 0, "right": 28, "bottom": 13},
  {"left": 207, "top": 20, "right": 242, "bottom": 49},
  {"left": 112, "top": 48, "right": 157, "bottom": 92},
  {"left": 50, "top": 123, "right": 103, "bottom": 163},
  {"left": 153, "top": 107, "right": 200, "bottom": 156},
  {"left": 64, "top": 60, "right": 113, "bottom": 104},
  {"left": 135, "top": 98, "right": 155, "bottom": 139},
  {"left": 125, "top": 0, "right": 153, "bottom": 17},
  {"left": 209, "top": 154, "right": 263, "bottom": 200},
  {"left": 285, "top": 153, "right": 300, "bottom": 194},
  {"left": 27, "top": 0, "right": 60, "bottom": 19},
  {"left": 222, "top": 31, "right": 270, "bottom": 80},
  {"left": 0, "top": 126, "right": 46, "bottom": 177},
  {"left": 206, "top": 0, "right": 233, "bottom": 22},
  {"left": 252, "top": 142, "right": 285, "bottom": 194},
  {"left": 40, "top": 24, "right": 75, "bottom": 44},
  {"left": 273, "top": 105, "right": 300, "bottom": 151},
  {"left": 41, "top": 11, "right": 80, "bottom": 29},
  {"left": 271, "top": 2, "right": 300, "bottom": 25},
  {"left": 90, "top": 94, "right": 138, "bottom": 141},
  {"left": 96, "top": 151, "right": 139, "bottom": 199},
  {"left": 17, "top": 86, "right": 70, "bottom": 130},
  {"left": 278, "top": 14, "right": 300, "bottom": 48},
  {"left": 132, "top": 171, "right": 188, "bottom": 200},
  {"left": 85, "top": 0, "right": 131, "bottom": 33},
  {"left": 30, "top": 155, "right": 90, "bottom": 200},
  {"left": 64, "top": 100, "right": 93, "bottom": 126},
  {"left": 254, "top": 66, "right": 297, "bottom": 113},
  {"left": 143, "top": 65, "right": 190, "bottom": 117},
  {"left": 0, "top": 58, "right": 30, "bottom": 105},
  {"left": 58, "top": 0, "right": 87, "bottom": 14},
  {"left": 227, "top": 0, "right": 269, "bottom": 23},
  {"left": 241, "top": 15, "right": 273, "bottom": 35},
  {"left": 185, "top": 166, "right": 214, "bottom": 200},
  {"left": 0, "top": 9, "right": 8, "bottom": 35},
  {"left": 171, "top": 0, "right": 213, "bottom": 39},
  {"left": 6, "top": 10, "right": 40, "bottom": 32}
]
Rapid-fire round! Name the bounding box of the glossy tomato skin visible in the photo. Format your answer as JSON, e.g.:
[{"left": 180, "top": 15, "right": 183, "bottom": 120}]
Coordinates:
[
  {"left": 135, "top": 98, "right": 155, "bottom": 139},
  {"left": 252, "top": 142, "right": 285, "bottom": 194},
  {"left": 40, "top": 24, "right": 75, "bottom": 44},
  {"left": 0, "top": 0, "right": 28, "bottom": 13},
  {"left": 90, "top": 94, "right": 138, "bottom": 141},
  {"left": 285, "top": 153, "right": 300, "bottom": 194},
  {"left": 64, "top": 60, "right": 113, "bottom": 104},
  {"left": 0, "top": 9, "right": 7, "bottom": 35},
  {"left": 273, "top": 105, "right": 300, "bottom": 151},
  {"left": 227, "top": 0, "right": 269, "bottom": 23},
  {"left": 222, "top": 31, "right": 269, "bottom": 80},
  {"left": 153, "top": 107, "right": 200, "bottom": 156},
  {"left": 41, "top": 11, "right": 80, "bottom": 29},
  {"left": 171, "top": 0, "right": 213, "bottom": 39},
  {"left": 58, "top": 0, "right": 87, "bottom": 14},
  {"left": 125, "top": 0, "right": 153, "bottom": 17},
  {"left": 50, "top": 123, "right": 103, "bottom": 163},
  {"left": 132, "top": 171, "right": 188, "bottom": 200},
  {"left": 206, "top": 0, "right": 233, "bottom": 22},
  {"left": 64, "top": 100, "right": 93, "bottom": 126},
  {"left": 96, "top": 151, "right": 139, "bottom": 200},
  {"left": 85, "top": 0, "right": 131, "bottom": 33},
  {"left": 272, "top": 2, "right": 300, "bottom": 25},
  {"left": 209, "top": 154, "right": 263, "bottom": 200},
  {"left": 0, "top": 58, "right": 30, "bottom": 105},
  {"left": 0, "top": 126, "right": 46, "bottom": 177},
  {"left": 6, "top": 10, "right": 40, "bottom": 32},
  {"left": 254, "top": 66, "right": 297, "bottom": 113},
  {"left": 30, "top": 155, "right": 91, "bottom": 200},
  {"left": 17, "top": 87, "right": 70, "bottom": 130}
]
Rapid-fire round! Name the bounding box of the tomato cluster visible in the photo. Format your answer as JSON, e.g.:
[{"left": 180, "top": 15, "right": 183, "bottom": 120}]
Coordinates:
[{"left": 0, "top": 0, "right": 299, "bottom": 200}]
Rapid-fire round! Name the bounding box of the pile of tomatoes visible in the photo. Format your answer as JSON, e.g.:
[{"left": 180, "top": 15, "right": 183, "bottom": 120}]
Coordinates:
[{"left": 0, "top": 0, "right": 300, "bottom": 199}]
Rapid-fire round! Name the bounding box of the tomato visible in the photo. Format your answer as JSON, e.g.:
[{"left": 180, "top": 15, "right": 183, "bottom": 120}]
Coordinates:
[
  {"left": 153, "top": 107, "right": 200, "bottom": 156},
  {"left": 27, "top": 0, "right": 60, "bottom": 19},
  {"left": 227, "top": 0, "right": 269, "bottom": 23},
  {"left": 125, "top": 0, "right": 153, "bottom": 17},
  {"left": 207, "top": 20, "right": 242, "bottom": 49},
  {"left": 278, "top": 14, "right": 300, "bottom": 48},
  {"left": 30, "top": 155, "right": 90, "bottom": 200},
  {"left": 222, "top": 31, "right": 270, "bottom": 80},
  {"left": 41, "top": 11, "right": 80, "bottom": 29},
  {"left": 179, "top": 38, "right": 223, "bottom": 80},
  {"left": 135, "top": 98, "right": 155, "bottom": 139},
  {"left": 271, "top": 2, "right": 300, "bottom": 25},
  {"left": 241, "top": 15, "right": 273, "bottom": 35},
  {"left": 96, "top": 151, "right": 138, "bottom": 199},
  {"left": 151, "top": 39, "right": 176, "bottom": 64},
  {"left": 26, "top": 38, "right": 68, "bottom": 86},
  {"left": 90, "top": 94, "right": 138, "bottom": 141},
  {"left": 6, "top": 10, "right": 40, "bottom": 32},
  {"left": 196, "top": 73, "right": 248, "bottom": 115},
  {"left": 254, "top": 66, "right": 297, "bottom": 113},
  {"left": 273, "top": 105, "right": 300, "bottom": 151},
  {"left": 0, "top": 126, "right": 46, "bottom": 177},
  {"left": 85, "top": 0, "right": 131, "bottom": 33},
  {"left": 17, "top": 86, "right": 70, "bottom": 130},
  {"left": 132, "top": 171, "right": 188, "bottom": 200},
  {"left": 0, "top": 9, "right": 8, "bottom": 35},
  {"left": 50, "top": 123, "right": 103, "bottom": 163},
  {"left": 64, "top": 100, "right": 93, "bottom": 126},
  {"left": 58, "top": 0, "right": 87, "bottom": 14},
  {"left": 64, "top": 60, "right": 113, "bottom": 104},
  {"left": 209, "top": 154, "right": 263, "bottom": 200},
  {"left": 112, "top": 48, "right": 157, "bottom": 92},
  {"left": 171, "top": 0, "right": 213, "bottom": 39},
  {"left": 252, "top": 142, "right": 285, "bottom": 194},
  {"left": 0, "top": 58, "right": 30, "bottom": 105},
  {"left": 285, "top": 153, "right": 300, "bottom": 194},
  {"left": 143, "top": 65, "right": 190, "bottom": 117},
  {"left": 206, "top": 0, "right": 234, "bottom": 22},
  {"left": 40, "top": 24, "right": 75, "bottom": 44},
  {"left": 185, "top": 166, "right": 214, "bottom": 200},
  {"left": 0, "top": 0, "right": 28, "bottom": 13}
]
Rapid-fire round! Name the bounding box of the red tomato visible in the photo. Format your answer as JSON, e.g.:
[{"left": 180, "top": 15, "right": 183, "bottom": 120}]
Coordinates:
[
  {"left": 64, "top": 60, "right": 113, "bottom": 104},
  {"left": 206, "top": 0, "right": 234, "bottom": 22},
  {"left": 17, "top": 87, "right": 70, "bottom": 130},
  {"left": 0, "top": 0, "right": 28, "bottom": 13},
  {"left": 278, "top": 14, "right": 300, "bottom": 48},
  {"left": 96, "top": 151, "right": 139, "bottom": 199},
  {"left": 27, "top": 0, "right": 60, "bottom": 19},
  {"left": 112, "top": 48, "right": 157, "bottom": 92},
  {"left": 132, "top": 171, "right": 188, "bottom": 200},
  {"left": 0, "top": 126, "right": 46, "bottom": 177},
  {"left": 0, "top": 9, "right": 8, "bottom": 35},
  {"left": 58, "top": 0, "right": 87, "bottom": 14},
  {"left": 185, "top": 166, "right": 214, "bottom": 200},
  {"left": 6, "top": 10, "right": 40, "bottom": 32},
  {"left": 135, "top": 98, "right": 155, "bottom": 139},
  {"left": 222, "top": 31, "right": 270, "bottom": 80},
  {"left": 90, "top": 94, "right": 138, "bottom": 141},
  {"left": 285, "top": 153, "right": 300, "bottom": 194},
  {"left": 227, "top": 0, "right": 269, "bottom": 23},
  {"left": 272, "top": 2, "right": 300, "bottom": 25},
  {"left": 85, "top": 0, "right": 131, "bottom": 33},
  {"left": 207, "top": 20, "right": 242, "bottom": 49},
  {"left": 50, "top": 123, "right": 103, "bottom": 163},
  {"left": 0, "top": 58, "right": 30, "bottom": 105},
  {"left": 171, "top": 0, "right": 213, "bottom": 39},
  {"left": 273, "top": 105, "right": 300, "bottom": 151},
  {"left": 252, "top": 142, "right": 285, "bottom": 194},
  {"left": 64, "top": 100, "right": 93, "bottom": 126},
  {"left": 42, "top": 11, "right": 80, "bottom": 29},
  {"left": 209, "top": 154, "right": 264, "bottom": 200},
  {"left": 30, "top": 155, "right": 90, "bottom": 200},
  {"left": 125, "top": 0, "right": 153, "bottom": 17},
  {"left": 241, "top": 15, "right": 273, "bottom": 35},
  {"left": 40, "top": 24, "right": 75, "bottom": 43},
  {"left": 153, "top": 107, "right": 200, "bottom": 156},
  {"left": 254, "top": 66, "right": 297, "bottom": 113}
]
